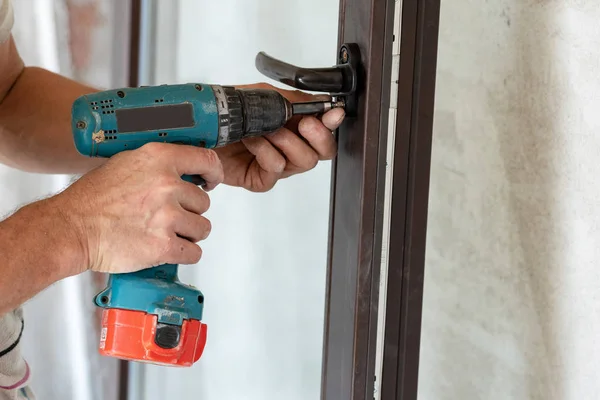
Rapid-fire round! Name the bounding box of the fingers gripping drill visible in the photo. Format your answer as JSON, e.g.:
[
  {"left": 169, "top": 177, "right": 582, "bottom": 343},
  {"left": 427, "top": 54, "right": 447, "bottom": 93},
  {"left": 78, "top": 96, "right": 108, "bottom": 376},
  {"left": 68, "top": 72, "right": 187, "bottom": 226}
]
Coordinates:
[{"left": 70, "top": 45, "right": 359, "bottom": 367}]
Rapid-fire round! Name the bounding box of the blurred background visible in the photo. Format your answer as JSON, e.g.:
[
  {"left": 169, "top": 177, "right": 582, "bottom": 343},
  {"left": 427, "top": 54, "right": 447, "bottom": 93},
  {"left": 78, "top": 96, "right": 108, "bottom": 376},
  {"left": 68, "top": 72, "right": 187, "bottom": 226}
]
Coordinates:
[
  {"left": 5, "top": 0, "right": 339, "bottom": 399},
  {"left": 418, "top": 1, "right": 600, "bottom": 400}
]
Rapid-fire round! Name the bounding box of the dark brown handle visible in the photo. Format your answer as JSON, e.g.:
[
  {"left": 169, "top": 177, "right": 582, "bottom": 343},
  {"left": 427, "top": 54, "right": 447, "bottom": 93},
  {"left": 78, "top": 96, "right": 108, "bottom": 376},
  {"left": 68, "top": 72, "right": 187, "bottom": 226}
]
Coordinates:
[{"left": 255, "top": 47, "right": 358, "bottom": 96}]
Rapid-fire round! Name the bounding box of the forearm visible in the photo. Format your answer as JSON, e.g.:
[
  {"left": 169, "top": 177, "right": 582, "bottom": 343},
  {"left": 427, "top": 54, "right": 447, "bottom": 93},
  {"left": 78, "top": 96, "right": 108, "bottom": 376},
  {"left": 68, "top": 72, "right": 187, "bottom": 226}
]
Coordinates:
[
  {"left": 0, "top": 196, "right": 85, "bottom": 315},
  {"left": 0, "top": 38, "right": 104, "bottom": 173}
]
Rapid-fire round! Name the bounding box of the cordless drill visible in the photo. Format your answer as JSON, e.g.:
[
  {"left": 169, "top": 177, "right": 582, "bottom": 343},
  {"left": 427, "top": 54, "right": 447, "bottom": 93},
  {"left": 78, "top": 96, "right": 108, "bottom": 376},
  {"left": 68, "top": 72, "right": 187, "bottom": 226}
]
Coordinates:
[{"left": 71, "top": 84, "right": 343, "bottom": 367}]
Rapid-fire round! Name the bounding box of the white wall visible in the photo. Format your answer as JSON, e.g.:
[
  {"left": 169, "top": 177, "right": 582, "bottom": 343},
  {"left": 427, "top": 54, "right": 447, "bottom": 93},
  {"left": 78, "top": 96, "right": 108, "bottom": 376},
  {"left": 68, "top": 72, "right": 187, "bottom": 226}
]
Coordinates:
[
  {"left": 419, "top": 1, "right": 600, "bottom": 399},
  {"left": 142, "top": 1, "right": 340, "bottom": 399}
]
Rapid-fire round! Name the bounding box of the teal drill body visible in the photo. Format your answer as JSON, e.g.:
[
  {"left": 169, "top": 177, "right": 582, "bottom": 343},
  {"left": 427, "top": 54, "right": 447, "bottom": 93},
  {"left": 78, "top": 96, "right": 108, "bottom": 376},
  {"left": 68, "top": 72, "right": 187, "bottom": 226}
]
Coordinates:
[
  {"left": 71, "top": 84, "right": 235, "bottom": 351},
  {"left": 72, "top": 84, "right": 221, "bottom": 157},
  {"left": 71, "top": 82, "right": 341, "bottom": 364}
]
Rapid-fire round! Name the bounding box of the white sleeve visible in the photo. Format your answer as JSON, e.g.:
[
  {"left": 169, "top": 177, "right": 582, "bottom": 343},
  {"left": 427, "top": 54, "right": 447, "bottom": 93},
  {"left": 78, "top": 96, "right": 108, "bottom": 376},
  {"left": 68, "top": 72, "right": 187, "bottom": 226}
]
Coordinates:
[{"left": 0, "top": 0, "right": 14, "bottom": 44}]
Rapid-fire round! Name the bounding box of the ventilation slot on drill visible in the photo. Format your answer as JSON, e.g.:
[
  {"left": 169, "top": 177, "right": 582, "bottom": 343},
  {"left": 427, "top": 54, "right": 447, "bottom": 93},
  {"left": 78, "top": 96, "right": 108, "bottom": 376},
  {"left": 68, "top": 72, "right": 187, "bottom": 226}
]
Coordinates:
[
  {"left": 92, "top": 100, "right": 114, "bottom": 112},
  {"left": 155, "top": 99, "right": 164, "bottom": 103},
  {"left": 158, "top": 132, "right": 168, "bottom": 137}
]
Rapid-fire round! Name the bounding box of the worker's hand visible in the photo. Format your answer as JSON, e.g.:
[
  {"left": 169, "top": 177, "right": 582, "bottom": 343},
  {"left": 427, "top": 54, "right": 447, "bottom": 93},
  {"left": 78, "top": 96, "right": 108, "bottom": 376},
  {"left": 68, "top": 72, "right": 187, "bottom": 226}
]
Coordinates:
[
  {"left": 215, "top": 82, "right": 344, "bottom": 192},
  {"left": 51, "top": 142, "right": 224, "bottom": 274}
]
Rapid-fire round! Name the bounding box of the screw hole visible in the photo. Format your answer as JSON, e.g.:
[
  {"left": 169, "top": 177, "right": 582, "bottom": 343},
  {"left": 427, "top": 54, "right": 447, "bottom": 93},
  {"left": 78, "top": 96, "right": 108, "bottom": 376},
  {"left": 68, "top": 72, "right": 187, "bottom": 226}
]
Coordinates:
[
  {"left": 195, "top": 84, "right": 202, "bottom": 91},
  {"left": 76, "top": 121, "right": 86, "bottom": 129},
  {"left": 117, "top": 91, "right": 125, "bottom": 98},
  {"left": 197, "top": 295, "right": 204, "bottom": 304},
  {"left": 100, "top": 296, "right": 109, "bottom": 304}
]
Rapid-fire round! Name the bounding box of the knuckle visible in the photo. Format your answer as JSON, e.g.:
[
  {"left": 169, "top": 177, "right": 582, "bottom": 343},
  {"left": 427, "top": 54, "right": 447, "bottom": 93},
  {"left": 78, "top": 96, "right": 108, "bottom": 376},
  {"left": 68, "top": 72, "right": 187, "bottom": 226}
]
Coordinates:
[
  {"left": 297, "top": 117, "right": 312, "bottom": 134},
  {"left": 202, "top": 148, "right": 221, "bottom": 168},
  {"left": 141, "top": 142, "right": 165, "bottom": 155},
  {"left": 199, "top": 191, "right": 211, "bottom": 212},
  {"left": 187, "top": 184, "right": 211, "bottom": 212},
  {"left": 157, "top": 205, "right": 180, "bottom": 229},
  {"left": 301, "top": 116, "right": 320, "bottom": 132},
  {"left": 190, "top": 246, "right": 203, "bottom": 264},
  {"left": 204, "top": 150, "right": 225, "bottom": 183},
  {"left": 155, "top": 174, "right": 180, "bottom": 192},
  {"left": 198, "top": 217, "right": 212, "bottom": 240},
  {"left": 304, "top": 152, "right": 319, "bottom": 170},
  {"left": 190, "top": 217, "right": 211, "bottom": 242},
  {"left": 322, "top": 145, "right": 338, "bottom": 160}
]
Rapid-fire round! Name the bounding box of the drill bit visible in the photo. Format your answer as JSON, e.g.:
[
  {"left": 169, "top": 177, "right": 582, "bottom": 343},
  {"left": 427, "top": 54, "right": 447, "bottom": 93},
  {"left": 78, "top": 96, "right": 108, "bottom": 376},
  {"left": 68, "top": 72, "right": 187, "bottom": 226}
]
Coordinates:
[{"left": 291, "top": 99, "right": 346, "bottom": 116}]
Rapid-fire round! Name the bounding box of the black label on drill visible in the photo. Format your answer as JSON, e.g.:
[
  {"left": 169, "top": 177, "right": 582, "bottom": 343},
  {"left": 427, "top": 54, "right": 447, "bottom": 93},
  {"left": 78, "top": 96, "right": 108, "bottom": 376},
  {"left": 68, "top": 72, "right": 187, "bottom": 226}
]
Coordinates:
[{"left": 115, "top": 104, "right": 195, "bottom": 133}]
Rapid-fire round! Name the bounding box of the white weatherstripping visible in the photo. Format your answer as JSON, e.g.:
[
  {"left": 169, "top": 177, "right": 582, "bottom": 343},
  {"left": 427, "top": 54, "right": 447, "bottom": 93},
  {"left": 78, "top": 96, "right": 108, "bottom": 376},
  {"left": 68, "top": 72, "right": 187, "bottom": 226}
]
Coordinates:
[{"left": 374, "top": 1, "right": 401, "bottom": 398}]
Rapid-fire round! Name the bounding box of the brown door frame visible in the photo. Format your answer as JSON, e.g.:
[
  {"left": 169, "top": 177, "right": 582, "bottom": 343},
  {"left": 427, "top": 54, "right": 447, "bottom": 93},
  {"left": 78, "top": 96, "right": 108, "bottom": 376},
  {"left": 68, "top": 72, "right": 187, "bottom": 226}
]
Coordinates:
[
  {"left": 321, "top": 0, "right": 395, "bottom": 398},
  {"left": 322, "top": 0, "right": 441, "bottom": 399},
  {"left": 379, "top": 0, "right": 441, "bottom": 399}
]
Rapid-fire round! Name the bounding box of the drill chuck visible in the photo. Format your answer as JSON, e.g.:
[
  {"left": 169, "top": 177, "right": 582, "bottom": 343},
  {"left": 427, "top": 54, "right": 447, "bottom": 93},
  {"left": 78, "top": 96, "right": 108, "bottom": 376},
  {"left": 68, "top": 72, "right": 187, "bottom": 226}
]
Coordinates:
[
  {"left": 213, "top": 86, "right": 291, "bottom": 147},
  {"left": 213, "top": 86, "right": 344, "bottom": 147}
]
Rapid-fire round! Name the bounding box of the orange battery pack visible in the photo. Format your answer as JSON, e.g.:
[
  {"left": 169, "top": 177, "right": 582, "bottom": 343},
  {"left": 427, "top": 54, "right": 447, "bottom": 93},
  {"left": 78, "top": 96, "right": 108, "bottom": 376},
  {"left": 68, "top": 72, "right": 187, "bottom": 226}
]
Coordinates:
[{"left": 99, "top": 308, "right": 207, "bottom": 367}]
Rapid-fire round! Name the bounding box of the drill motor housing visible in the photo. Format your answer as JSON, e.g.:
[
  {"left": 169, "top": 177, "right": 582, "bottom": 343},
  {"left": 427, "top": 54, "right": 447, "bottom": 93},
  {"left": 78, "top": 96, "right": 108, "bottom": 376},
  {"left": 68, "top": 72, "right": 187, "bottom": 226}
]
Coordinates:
[{"left": 72, "top": 84, "right": 292, "bottom": 157}]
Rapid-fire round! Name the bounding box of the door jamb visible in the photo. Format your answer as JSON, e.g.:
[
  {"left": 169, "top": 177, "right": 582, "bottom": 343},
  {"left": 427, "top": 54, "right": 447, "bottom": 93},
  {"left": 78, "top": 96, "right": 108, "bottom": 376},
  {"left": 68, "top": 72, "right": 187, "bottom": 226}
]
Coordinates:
[
  {"left": 321, "top": 0, "right": 396, "bottom": 398},
  {"left": 380, "top": 1, "right": 441, "bottom": 399},
  {"left": 322, "top": 0, "right": 441, "bottom": 399}
]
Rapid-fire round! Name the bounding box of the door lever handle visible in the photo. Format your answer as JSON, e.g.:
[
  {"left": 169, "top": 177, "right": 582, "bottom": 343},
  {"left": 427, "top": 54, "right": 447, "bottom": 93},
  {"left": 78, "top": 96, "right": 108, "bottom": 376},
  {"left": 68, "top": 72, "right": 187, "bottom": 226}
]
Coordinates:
[
  {"left": 255, "top": 43, "right": 361, "bottom": 116},
  {"left": 255, "top": 53, "right": 354, "bottom": 95}
]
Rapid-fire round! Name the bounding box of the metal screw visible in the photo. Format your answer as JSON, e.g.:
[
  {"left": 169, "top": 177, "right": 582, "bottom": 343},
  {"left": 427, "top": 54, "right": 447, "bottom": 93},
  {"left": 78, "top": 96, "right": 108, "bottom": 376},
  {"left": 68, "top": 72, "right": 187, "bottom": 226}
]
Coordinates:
[
  {"left": 76, "top": 121, "right": 86, "bottom": 129},
  {"left": 117, "top": 90, "right": 125, "bottom": 98},
  {"left": 341, "top": 47, "right": 349, "bottom": 63},
  {"left": 195, "top": 84, "right": 203, "bottom": 91}
]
